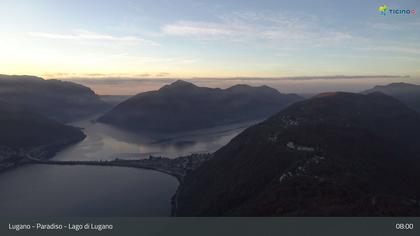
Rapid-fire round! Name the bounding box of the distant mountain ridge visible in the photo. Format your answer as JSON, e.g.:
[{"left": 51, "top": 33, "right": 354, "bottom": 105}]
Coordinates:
[
  {"left": 0, "top": 107, "right": 86, "bottom": 168},
  {"left": 363, "top": 82, "right": 420, "bottom": 113},
  {"left": 0, "top": 109, "right": 85, "bottom": 150},
  {"left": 98, "top": 80, "right": 303, "bottom": 133},
  {"left": 0, "top": 74, "right": 109, "bottom": 122},
  {"left": 176, "top": 92, "right": 420, "bottom": 216}
]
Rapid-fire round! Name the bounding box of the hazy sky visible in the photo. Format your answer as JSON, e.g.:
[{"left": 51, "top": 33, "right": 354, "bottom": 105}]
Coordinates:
[{"left": 0, "top": 0, "right": 419, "bottom": 80}]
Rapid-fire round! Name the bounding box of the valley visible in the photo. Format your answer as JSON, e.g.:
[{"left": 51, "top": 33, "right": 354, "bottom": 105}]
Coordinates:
[{"left": 1, "top": 74, "right": 420, "bottom": 217}]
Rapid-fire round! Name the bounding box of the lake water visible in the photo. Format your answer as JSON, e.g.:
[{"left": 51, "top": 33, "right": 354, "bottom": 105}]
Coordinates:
[
  {"left": 0, "top": 120, "right": 252, "bottom": 216},
  {"left": 54, "top": 119, "right": 253, "bottom": 161}
]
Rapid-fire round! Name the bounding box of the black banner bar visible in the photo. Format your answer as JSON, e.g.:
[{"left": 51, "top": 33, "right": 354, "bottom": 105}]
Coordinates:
[{"left": 0, "top": 217, "right": 419, "bottom": 236}]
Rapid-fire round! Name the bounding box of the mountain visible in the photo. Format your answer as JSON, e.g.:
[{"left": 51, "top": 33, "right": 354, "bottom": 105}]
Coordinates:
[
  {"left": 98, "top": 80, "right": 303, "bottom": 133},
  {"left": 0, "top": 110, "right": 85, "bottom": 150},
  {"left": 363, "top": 82, "right": 420, "bottom": 113},
  {"left": 0, "top": 106, "right": 86, "bottom": 167},
  {"left": 0, "top": 74, "right": 109, "bottom": 122},
  {"left": 99, "top": 95, "right": 130, "bottom": 107},
  {"left": 176, "top": 92, "right": 420, "bottom": 216}
]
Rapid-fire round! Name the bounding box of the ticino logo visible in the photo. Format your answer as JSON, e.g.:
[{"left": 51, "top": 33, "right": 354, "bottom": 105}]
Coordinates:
[{"left": 378, "top": 5, "right": 416, "bottom": 15}]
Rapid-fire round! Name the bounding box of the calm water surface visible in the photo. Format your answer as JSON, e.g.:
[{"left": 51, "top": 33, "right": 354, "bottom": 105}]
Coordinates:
[{"left": 0, "top": 119, "right": 252, "bottom": 216}]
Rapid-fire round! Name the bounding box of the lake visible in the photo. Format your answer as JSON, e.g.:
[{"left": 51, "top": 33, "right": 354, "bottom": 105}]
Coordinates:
[{"left": 0, "top": 119, "right": 252, "bottom": 216}]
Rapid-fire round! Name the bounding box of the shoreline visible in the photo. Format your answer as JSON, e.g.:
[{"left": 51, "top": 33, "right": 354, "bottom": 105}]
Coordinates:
[{"left": 18, "top": 154, "right": 211, "bottom": 216}]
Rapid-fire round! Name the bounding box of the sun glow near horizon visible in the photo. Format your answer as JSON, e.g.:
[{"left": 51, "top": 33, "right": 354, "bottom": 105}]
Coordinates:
[{"left": 1, "top": 0, "right": 420, "bottom": 84}]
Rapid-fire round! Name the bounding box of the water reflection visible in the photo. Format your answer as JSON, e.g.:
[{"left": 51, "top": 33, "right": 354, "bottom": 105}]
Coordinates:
[
  {"left": 0, "top": 119, "right": 257, "bottom": 216},
  {"left": 55, "top": 119, "right": 257, "bottom": 161},
  {"left": 0, "top": 165, "right": 178, "bottom": 216}
]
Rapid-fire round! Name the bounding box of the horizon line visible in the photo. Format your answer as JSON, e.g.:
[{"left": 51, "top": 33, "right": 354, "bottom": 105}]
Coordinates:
[{"left": 52, "top": 74, "right": 410, "bottom": 81}]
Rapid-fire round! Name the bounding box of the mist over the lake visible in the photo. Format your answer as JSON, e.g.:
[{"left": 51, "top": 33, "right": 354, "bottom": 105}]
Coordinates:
[{"left": 66, "top": 75, "right": 419, "bottom": 95}]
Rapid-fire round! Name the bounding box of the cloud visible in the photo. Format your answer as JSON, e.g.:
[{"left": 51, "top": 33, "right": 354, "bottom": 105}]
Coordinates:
[
  {"left": 29, "top": 29, "right": 159, "bottom": 46},
  {"left": 360, "top": 45, "right": 420, "bottom": 55},
  {"left": 61, "top": 75, "right": 414, "bottom": 95},
  {"left": 55, "top": 75, "right": 407, "bottom": 82},
  {"left": 163, "top": 21, "right": 237, "bottom": 38},
  {"left": 155, "top": 72, "right": 171, "bottom": 77},
  {"left": 67, "top": 78, "right": 175, "bottom": 84},
  {"left": 102, "top": 54, "right": 196, "bottom": 65},
  {"left": 43, "top": 72, "right": 174, "bottom": 80},
  {"left": 183, "top": 75, "right": 408, "bottom": 82},
  {"left": 265, "top": 75, "right": 408, "bottom": 81},
  {"left": 370, "top": 21, "right": 420, "bottom": 30},
  {"left": 162, "top": 11, "right": 354, "bottom": 44}
]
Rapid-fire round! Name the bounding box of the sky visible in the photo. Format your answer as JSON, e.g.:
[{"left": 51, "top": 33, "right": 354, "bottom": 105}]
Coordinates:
[{"left": 0, "top": 0, "right": 419, "bottom": 94}]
